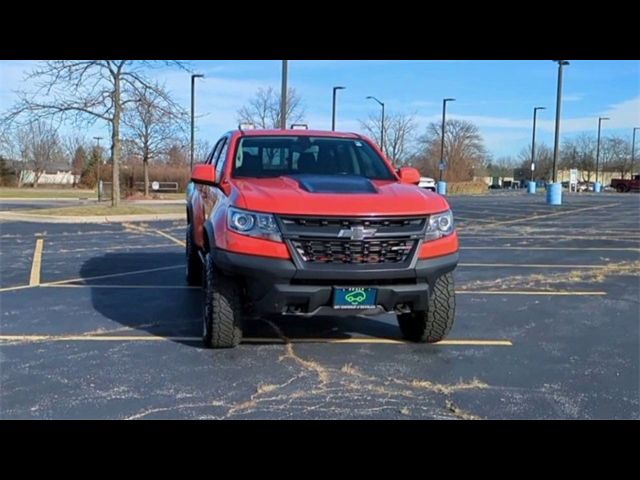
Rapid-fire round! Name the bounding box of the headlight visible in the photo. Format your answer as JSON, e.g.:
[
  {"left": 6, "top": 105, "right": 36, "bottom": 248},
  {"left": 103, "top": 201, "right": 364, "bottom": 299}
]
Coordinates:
[
  {"left": 425, "top": 210, "right": 454, "bottom": 240},
  {"left": 227, "top": 207, "right": 282, "bottom": 242}
]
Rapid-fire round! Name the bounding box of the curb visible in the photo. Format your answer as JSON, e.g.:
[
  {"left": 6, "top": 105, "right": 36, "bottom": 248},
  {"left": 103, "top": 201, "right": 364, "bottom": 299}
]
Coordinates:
[{"left": 0, "top": 212, "right": 184, "bottom": 224}]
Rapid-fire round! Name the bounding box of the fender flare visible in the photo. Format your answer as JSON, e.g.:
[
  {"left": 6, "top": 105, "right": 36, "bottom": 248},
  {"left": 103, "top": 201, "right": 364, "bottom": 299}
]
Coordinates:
[
  {"left": 203, "top": 219, "right": 216, "bottom": 253},
  {"left": 186, "top": 202, "right": 194, "bottom": 225}
]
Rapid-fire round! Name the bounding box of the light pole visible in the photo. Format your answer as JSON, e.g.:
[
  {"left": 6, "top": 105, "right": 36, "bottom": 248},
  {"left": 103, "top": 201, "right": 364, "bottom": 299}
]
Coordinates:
[
  {"left": 595, "top": 116, "right": 609, "bottom": 185},
  {"left": 280, "top": 60, "right": 288, "bottom": 129},
  {"left": 631, "top": 127, "right": 639, "bottom": 179},
  {"left": 440, "top": 98, "right": 456, "bottom": 182},
  {"left": 93, "top": 136, "right": 103, "bottom": 202},
  {"left": 366, "top": 96, "right": 385, "bottom": 155},
  {"left": 190, "top": 73, "right": 204, "bottom": 171},
  {"left": 530, "top": 107, "right": 546, "bottom": 182},
  {"left": 551, "top": 60, "right": 569, "bottom": 183},
  {"left": 332, "top": 86, "right": 346, "bottom": 131}
]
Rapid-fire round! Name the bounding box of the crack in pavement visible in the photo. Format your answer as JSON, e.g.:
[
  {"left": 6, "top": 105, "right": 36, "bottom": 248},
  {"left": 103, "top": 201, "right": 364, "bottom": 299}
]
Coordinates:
[
  {"left": 254, "top": 319, "right": 488, "bottom": 419},
  {"left": 445, "top": 400, "right": 482, "bottom": 420}
]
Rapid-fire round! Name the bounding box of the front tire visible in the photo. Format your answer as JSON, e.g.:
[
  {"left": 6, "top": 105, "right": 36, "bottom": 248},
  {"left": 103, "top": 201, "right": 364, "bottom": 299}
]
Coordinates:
[
  {"left": 202, "top": 253, "right": 243, "bottom": 349},
  {"left": 397, "top": 272, "right": 456, "bottom": 343},
  {"left": 186, "top": 224, "right": 202, "bottom": 286}
]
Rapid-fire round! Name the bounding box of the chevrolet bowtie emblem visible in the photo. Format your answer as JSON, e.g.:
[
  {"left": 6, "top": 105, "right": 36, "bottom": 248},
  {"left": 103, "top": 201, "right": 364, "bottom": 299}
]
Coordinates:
[{"left": 337, "top": 226, "right": 377, "bottom": 240}]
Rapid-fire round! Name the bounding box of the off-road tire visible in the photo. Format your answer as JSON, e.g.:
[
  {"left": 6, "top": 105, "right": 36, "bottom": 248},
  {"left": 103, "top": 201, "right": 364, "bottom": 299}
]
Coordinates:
[
  {"left": 616, "top": 184, "right": 628, "bottom": 193},
  {"left": 202, "top": 253, "right": 243, "bottom": 348},
  {"left": 186, "top": 224, "right": 202, "bottom": 286},
  {"left": 397, "top": 272, "right": 455, "bottom": 343}
]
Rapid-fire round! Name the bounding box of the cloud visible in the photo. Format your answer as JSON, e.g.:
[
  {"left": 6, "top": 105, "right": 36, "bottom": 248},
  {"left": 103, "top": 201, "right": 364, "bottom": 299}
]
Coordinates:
[
  {"left": 409, "top": 100, "right": 437, "bottom": 108},
  {"left": 409, "top": 96, "right": 640, "bottom": 134},
  {"left": 563, "top": 93, "right": 584, "bottom": 102}
]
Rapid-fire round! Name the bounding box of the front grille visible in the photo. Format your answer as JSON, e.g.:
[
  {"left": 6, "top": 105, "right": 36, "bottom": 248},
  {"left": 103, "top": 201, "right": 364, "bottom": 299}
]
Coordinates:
[
  {"left": 282, "top": 217, "right": 425, "bottom": 229},
  {"left": 291, "top": 239, "right": 415, "bottom": 264},
  {"left": 278, "top": 215, "right": 426, "bottom": 238}
]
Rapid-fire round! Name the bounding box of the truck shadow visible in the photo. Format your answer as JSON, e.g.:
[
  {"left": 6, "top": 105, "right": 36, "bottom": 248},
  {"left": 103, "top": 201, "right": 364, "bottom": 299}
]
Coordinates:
[{"left": 81, "top": 252, "right": 403, "bottom": 347}]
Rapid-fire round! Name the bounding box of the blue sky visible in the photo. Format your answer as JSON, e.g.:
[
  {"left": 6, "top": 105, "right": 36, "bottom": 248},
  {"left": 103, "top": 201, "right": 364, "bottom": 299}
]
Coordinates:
[{"left": 1, "top": 60, "right": 638, "bottom": 158}]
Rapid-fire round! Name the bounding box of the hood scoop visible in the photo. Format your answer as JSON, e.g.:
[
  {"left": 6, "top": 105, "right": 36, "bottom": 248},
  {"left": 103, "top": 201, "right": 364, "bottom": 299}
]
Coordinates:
[{"left": 288, "top": 174, "right": 377, "bottom": 194}]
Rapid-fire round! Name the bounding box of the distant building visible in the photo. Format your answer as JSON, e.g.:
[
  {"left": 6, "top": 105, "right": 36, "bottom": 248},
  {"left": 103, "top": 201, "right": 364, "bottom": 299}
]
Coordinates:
[{"left": 14, "top": 161, "right": 77, "bottom": 186}]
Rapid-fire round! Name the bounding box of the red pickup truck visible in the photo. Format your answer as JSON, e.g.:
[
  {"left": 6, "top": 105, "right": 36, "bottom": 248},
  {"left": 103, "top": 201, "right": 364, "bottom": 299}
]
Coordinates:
[
  {"left": 186, "top": 127, "right": 459, "bottom": 348},
  {"left": 611, "top": 175, "right": 640, "bottom": 192}
]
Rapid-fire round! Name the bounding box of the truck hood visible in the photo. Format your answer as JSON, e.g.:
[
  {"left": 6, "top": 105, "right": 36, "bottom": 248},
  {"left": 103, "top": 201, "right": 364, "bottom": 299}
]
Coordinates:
[{"left": 231, "top": 175, "right": 450, "bottom": 216}]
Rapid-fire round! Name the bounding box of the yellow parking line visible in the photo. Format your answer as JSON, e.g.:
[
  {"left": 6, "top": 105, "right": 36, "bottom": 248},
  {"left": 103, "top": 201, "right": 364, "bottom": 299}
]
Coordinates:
[
  {"left": 44, "top": 265, "right": 184, "bottom": 286},
  {"left": 0, "top": 335, "right": 512, "bottom": 346},
  {"left": 458, "top": 234, "right": 640, "bottom": 240},
  {"left": 0, "top": 265, "right": 185, "bottom": 294},
  {"left": 29, "top": 237, "right": 44, "bottom": 286},
  {"left": 0, "top": 335, "right": 195, "bottom": 342},
  {"left": 461, "top": 246, "right": 639, "bottom": 251},
  {"left": 51, "top": 243, "right": 178, "bottom": 254},
  {"left": 455, "top": 217, "right": 496, "bottom": 224},
  {"left": 457, "top": 290, "right": 607, "bottom": 296},
  {"left": 41, "top": 284, "right": 199, "bottom": 289},
  {"left": 123, "top": 221, "right": 185, "bottom": 247},
  {"left": 459, "top": 263, "right": 609, "bottom": 268},
  {"left": 464, "top": 203, "right": 620, "bottom": 229},
  {"left": 153, "top": 229, "right": 185, "bottom": 247},
  {"left": 242, "top": 337, "right": 513, "bottom": 346}
]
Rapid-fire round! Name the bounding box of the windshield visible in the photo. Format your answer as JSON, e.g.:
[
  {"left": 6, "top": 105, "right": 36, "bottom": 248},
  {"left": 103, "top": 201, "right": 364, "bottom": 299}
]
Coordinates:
[{"left": 233, "top": 136, "right": 394, "bottom": 180}]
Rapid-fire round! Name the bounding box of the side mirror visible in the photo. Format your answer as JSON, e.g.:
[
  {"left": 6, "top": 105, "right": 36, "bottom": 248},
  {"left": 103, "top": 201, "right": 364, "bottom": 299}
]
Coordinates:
[
  {"left": 191, "top": 164, "right": 216, "bottom": 186},
  {"left": 398, "top": 167, "right": 421, "bottom": 185}
]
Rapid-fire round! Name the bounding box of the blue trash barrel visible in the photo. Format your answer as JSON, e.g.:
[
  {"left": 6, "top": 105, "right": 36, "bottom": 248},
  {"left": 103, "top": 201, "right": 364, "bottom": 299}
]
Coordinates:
[
  {"left": 528, "top": 181, "right": 536, "bottom": 194},
  {"left": 594, "top": 182, "right": 602, "bottom": 193},
  {"left": 437, "top": 181, "right": 447, "bottom": 195},
  {"left": 546, "top": 182, "right": 562, "bottom": 205}
]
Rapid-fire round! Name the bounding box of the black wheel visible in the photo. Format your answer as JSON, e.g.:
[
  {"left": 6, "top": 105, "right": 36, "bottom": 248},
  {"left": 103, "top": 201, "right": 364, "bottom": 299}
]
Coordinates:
[
  {"left": 186, "top": 224, "right": 202, "bottom": 286},
  {"left": 397, "top": 272, "right": 455, "bottom": 343},
  {"left": 202, "top": 253, "right": 243, "bottom": 348},
  {"left": 615, "top": 184, "right": 627, "bottom": 193}
]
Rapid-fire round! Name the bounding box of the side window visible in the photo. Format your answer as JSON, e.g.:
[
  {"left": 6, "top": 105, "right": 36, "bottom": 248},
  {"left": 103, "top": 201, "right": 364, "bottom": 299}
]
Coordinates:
[
  {"left": 207, "top": 138, "right": 225, "bottom": 165},
  {"left": 215, "top": 137, "right": 230, "bottom": 180}
]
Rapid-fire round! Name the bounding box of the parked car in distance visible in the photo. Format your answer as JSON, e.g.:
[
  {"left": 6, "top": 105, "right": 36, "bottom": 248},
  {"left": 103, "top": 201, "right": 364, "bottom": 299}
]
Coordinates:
[
  {"left": 577, "top": 181, "right": 594, "bottom": 192},
  {"left": 611, "top": 175, "right": 640, "bottom": 193},
  {"left": 418, "top": 176, "right": 436, "bottom": 192}
]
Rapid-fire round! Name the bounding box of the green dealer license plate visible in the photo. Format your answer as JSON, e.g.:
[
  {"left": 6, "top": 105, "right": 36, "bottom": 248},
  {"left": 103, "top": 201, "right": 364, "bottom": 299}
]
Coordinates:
[{"left": 333, "top": 288, "right": 377, "bottom": 310}]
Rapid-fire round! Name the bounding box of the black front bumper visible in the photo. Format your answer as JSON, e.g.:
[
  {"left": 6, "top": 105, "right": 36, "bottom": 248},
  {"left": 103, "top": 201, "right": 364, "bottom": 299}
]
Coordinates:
[{"left": 212, "top": 249, "right": 458, "bottom": 314}]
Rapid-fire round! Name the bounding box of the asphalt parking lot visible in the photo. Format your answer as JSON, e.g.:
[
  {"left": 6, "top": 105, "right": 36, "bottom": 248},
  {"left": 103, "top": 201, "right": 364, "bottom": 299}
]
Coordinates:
[{"left": 1, "top": 192, "right": 638, "bottom": 419}]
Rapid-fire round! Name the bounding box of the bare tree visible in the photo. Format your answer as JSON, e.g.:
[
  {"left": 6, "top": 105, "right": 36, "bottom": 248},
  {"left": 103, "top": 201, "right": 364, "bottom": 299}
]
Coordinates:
[
  {"left": 15, "top": 121, "right": 62, "bottom": 187},
  {"left": 2, "top": 60, "right": 187, "bottom": 205},
  {"left": 71, "top": 145, "right": 88, "bottom": 188},
  {"left": 165, "top": 143, "right": 189, "bottom": 167},
  {"left": 601, "top": 136, "right": 631, "bottom": 179},
  {"left": 518, "top": 143, "right": 553, "bottom": 182},
  {"left": 237, "top": 87, "right": 305, "bottom": 129},
  {"left": 413, "top": 119, "right": 488, "bottom": 181},
  {"left": 360, "top": 112, "right": 417, "bottom": 165},
  {"left": 194, "top": 139, "right": 212, "bottom": 165},
  {"left": 62, "top": 134, "right": 89, "bottom": 187},
  {"left": 123, "top": 84, "right": 187, "bottom": 196},
  {"left": 565, "top": 134, "right": 597, "bottom": 182},
  {"left": 0, "top": 130, "right": 17, "bottom": 160}
]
